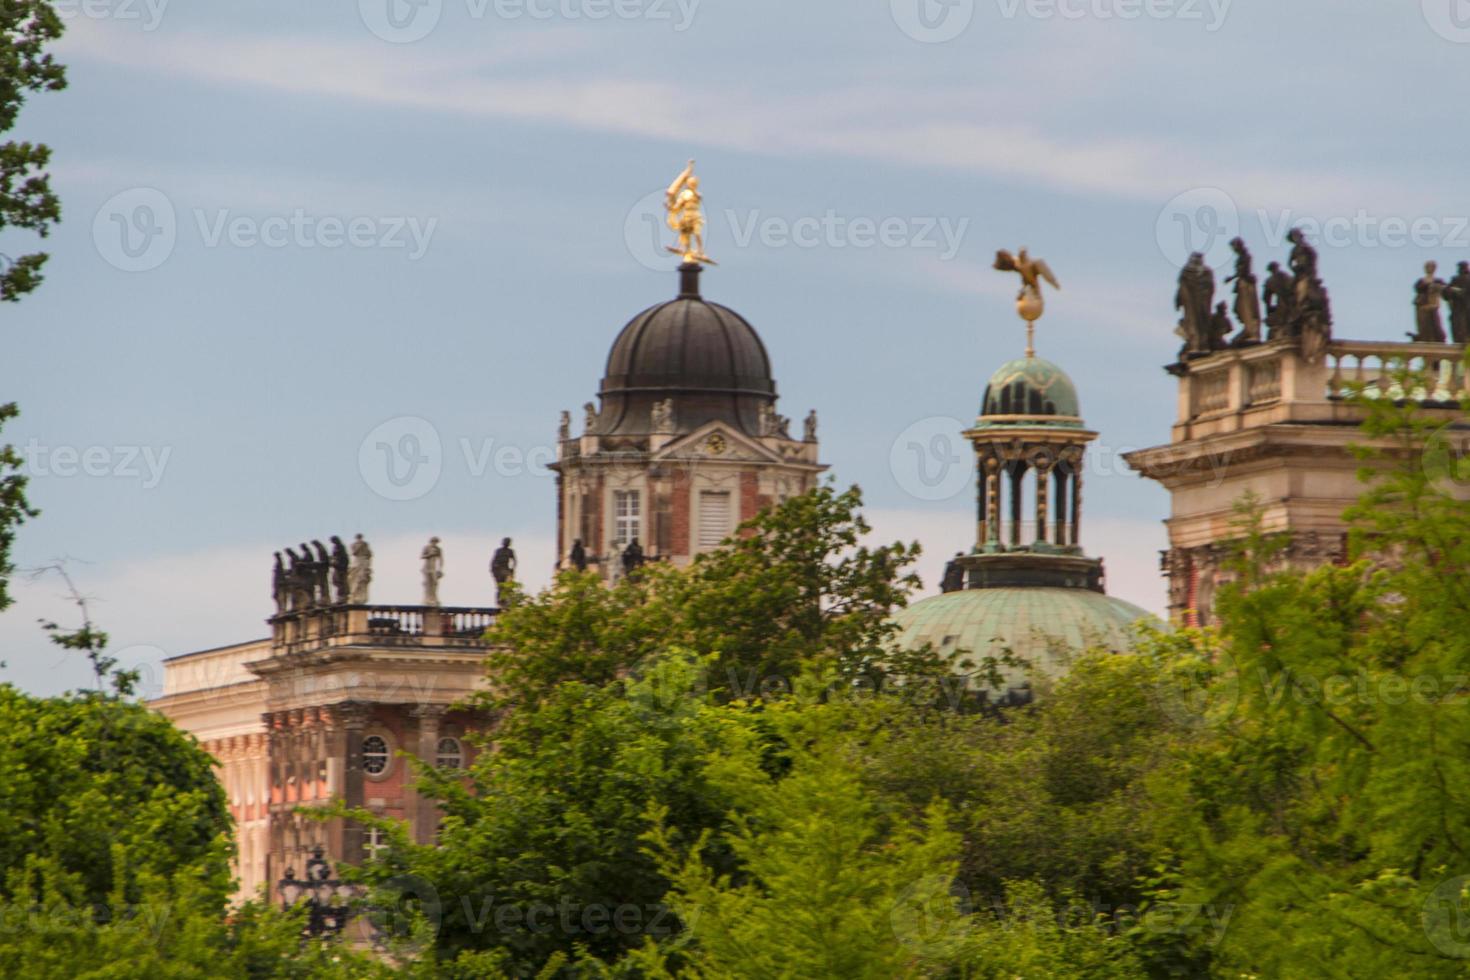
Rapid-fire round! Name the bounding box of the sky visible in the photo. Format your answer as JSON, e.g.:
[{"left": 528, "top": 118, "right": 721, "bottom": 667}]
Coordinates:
[{"left": 3, "top": 0, "right": 1469, "bottom": 697}]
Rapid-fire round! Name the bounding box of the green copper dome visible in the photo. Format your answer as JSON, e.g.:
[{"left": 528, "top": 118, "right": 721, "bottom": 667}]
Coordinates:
[
  {"left": 892, "top": 587, "right": 1154, "bottom": 691},
  {"left": 976, "top": 356, "right": 1082, "bottom": 429}
]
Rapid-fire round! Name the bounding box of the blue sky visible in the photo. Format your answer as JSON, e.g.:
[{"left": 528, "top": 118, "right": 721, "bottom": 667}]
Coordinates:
[{"left": 4, "top": 0, "right": 1468, "bottom": 695}]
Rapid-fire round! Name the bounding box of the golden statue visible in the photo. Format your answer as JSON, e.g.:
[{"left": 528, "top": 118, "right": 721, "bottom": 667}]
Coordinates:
[
  {"left": 993, "top": 247, "right": 1060, "bottom": 356},
  {"left": 665, "top": 159, "right": 715, "bottom": 265}
]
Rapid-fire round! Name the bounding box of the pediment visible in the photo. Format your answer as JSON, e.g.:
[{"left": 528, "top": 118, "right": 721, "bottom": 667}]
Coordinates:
[{"left": 655, "top": 422, "right": 782, "bottom": 464}]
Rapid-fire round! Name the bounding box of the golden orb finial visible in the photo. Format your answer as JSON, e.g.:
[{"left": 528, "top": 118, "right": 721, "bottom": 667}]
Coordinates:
[{"left": 993, "top": 247, "right": 1060, "bottom": 357}]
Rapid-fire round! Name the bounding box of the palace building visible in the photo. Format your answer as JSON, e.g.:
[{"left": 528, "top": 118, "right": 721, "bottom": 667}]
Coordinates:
[
  {"left": 152, "top": 209, "right": 1470, "bottom": 903},
  {"left": 551, "top": 263, "right": 825, "bottom": 579},
  {"left": 1124, "top": 340, "right": 1470, "bottom": 625},
  {"left": 151, "top": 258, "right": 825, "bottom": 904}
]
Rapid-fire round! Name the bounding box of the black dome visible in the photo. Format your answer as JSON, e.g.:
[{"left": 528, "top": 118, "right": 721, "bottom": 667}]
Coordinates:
[{"left": 596, "top": 265, "right": 776, "bottom": 437}]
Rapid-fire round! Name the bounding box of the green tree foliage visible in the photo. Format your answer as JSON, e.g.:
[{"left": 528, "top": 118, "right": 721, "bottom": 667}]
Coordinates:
[
  {"left": 358, "top": 488, "right": 1173, "bottom": 976},
  {"left": 858, "top": 651, "right": 1188, "bottom": 917},
  {"left": 1148, "top": 365, "right": 1470, "bottom": 977},
  {"left": 0, "top": 0, "right": 64, "bottom": 302},
  {"left": 348, "top": 653, "right": 753, "bottom": 973},
  {"left": 0, "top": 402, "right": 37, "bottom": 613},
  {"left": 0, "top": 850, "right": 398, "bottom": 979},
  {"left": 0, "top": 684, "right": 232, "bottom": 912},
  {"left": 485, "top": 485, "right": 923, "bottom": 710}
]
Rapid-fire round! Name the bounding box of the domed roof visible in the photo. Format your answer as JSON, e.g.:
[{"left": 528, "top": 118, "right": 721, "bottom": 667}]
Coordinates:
[
  {"left": 595, "top": 265, "right": 776, "bottom": 437},
  {"left": 891, "top": 587, "right": 1154, "bottom": 689},
  {"left": 976, "top": 355, "right": 1082, "bottom": 429}
]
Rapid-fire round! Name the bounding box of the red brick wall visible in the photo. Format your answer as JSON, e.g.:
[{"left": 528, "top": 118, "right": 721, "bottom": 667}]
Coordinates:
[
  {"left": 671, "top": 470, "right": 691, "bottom": 556},
  {"left": 740, "top": 470, "right": 761, "bottom": 522}
]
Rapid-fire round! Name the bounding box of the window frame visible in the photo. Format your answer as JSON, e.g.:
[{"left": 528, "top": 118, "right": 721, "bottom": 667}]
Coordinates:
[
  {"left": 361, "top": 733, "right": 393, "bottom": 779},
  {"left": 435, "top": 736, "right": 464, "bottom": 770}
]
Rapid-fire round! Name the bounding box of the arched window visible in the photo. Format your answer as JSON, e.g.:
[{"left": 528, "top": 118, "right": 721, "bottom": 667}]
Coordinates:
[
  {"left": 362, "top": 734, "right": 391, "bottom": 776},
  {"left": 435, "top": 736, "right": 463, "bottom": 770}
]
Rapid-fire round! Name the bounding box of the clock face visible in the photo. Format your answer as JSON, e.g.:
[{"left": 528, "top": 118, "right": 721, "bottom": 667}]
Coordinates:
[{"left": 706, "top": 434, "right": 727, "bottom": 455}]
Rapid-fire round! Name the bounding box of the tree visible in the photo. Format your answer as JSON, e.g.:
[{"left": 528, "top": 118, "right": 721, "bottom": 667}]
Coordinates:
[
  {"left": 0, "top": 0, "right": 64, "bottom": 302},
  {"left": 345, "top": 653, "right": 753, "bottom": 974},
  {"left": 1147, "top": 365, "right": 1470, "bottom": 977},
  {"left": 484, "top": 484, "right": 923, "bottom": 711},
  {"left": 0, "top": 684, "right": 233, "bottom": 913},
  {"left": 0, "top": 402, "right": 36, "bottom": 613},
  {"left": 0, "top": 1, "right": 64, "bottom": 612},
  {"left": 858, "top": 650, "right": 1190, "bottom": 918}
]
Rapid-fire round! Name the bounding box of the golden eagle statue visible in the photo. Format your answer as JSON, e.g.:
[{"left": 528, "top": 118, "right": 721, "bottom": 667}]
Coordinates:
[{"left": 993, "top": 247, "right": 1060, "bottom": 356}]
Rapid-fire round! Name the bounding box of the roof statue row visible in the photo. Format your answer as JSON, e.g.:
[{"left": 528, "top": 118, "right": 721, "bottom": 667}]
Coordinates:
[
  {"left": 1173, "top": 229, "right": 1470, "bottom": 365},
  {"left": 1412, "top": 260, "right": 1470, "bottom": 344},
  {"left": 269, "top": 535, "right": 521, "bottom": 614},
  {"left": 271, "top": 536, "right": 367, "bottom": 612},
  {"left": 1175, "top": 231, "right": 1334, "bottom": 364}
]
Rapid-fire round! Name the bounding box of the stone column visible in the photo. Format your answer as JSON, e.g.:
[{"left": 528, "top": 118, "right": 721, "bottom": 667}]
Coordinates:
[
  {"left": 328, "top": 701, "right": 371, "bottom": 865},
  {"left": 1034, "top": 459, "right": 1051, "bottom": 545},
  {"left": 985, "top": 457, "right": 1001, "bottom": 546},
  {"left": 1053, "top": 467, "right": 1069, "bottom": 546},
  {"left": 408, "top": 704, "right": 448, "bottom": 845},
  {"left": 1071, "top": 468, "right": 1083, "bottom": 547},
  {"left": 975, "top": 456, "right": 986, "bottom": 550},
  {"left": 1009, "top": 465, "right": 1023, "bottom": 547}
]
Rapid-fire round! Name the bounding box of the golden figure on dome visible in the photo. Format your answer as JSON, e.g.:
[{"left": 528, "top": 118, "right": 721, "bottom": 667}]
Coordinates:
[{"left": 665, "top": 159, "right": 716, "bottom": 265}]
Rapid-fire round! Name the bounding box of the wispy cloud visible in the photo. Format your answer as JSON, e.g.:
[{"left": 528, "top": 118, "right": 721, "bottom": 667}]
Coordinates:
[{"left": 58, "top": 19, "right": 1449, "bottom": 218}]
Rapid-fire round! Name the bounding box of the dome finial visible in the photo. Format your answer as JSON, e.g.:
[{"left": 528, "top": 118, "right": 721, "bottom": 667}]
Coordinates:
[
  {"left": 993, "top": 246, "right": 1060, "bottom": 358},
  {"left": 664, "top": 159, "right": 718, "bottom": 267},
  {"left": 678, "top": 262, "right": 702, "bottom": 299}
]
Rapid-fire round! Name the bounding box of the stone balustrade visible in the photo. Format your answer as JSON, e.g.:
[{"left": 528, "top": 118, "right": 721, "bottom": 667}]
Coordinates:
[
  {"left": 1172, "top": 338, "right": 1466, "bottom": 440},
  {"left": 268, "top": 604, "right": 498, "bottom": 656},
  {"left": 1324, "top": 340, "right": 1468, "bottom": 403}
]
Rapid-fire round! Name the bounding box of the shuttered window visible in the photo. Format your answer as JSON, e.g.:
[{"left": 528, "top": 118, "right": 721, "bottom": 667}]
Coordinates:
[
  {"left": 613, "top": 490, "right": 641, "bottom": 548},
  {"left": 698, "top": 491, "right": 732, "bottom": 549}
]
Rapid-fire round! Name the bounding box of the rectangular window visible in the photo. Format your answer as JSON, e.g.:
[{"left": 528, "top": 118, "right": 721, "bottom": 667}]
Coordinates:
[
  {"left": 698, "top": 491, "right": 732, "bottom": 550},
  {"left": 613, "top": 490, "right": 641, "bottom": 548}
]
